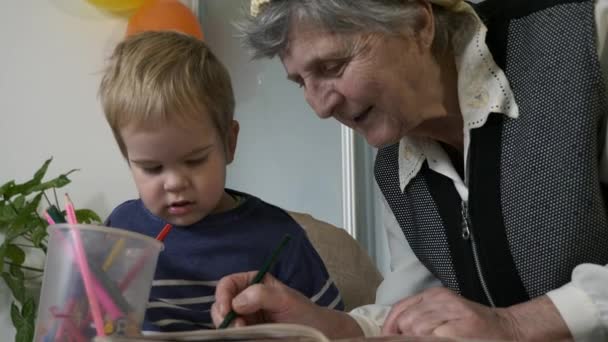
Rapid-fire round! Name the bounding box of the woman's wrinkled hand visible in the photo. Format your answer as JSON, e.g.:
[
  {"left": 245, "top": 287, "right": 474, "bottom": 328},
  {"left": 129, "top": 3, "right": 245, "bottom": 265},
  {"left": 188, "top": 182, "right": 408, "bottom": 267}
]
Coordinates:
[
  {"left": 211, "top": 271, "right": 320, "bottom": 328},
  {"left": 382, "top": 287, "right": 520, "bottom": 340}
]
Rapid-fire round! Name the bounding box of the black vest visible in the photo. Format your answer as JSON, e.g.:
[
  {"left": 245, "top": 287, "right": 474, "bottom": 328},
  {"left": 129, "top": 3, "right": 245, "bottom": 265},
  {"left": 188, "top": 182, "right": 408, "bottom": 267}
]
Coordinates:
[{"left": 375, "top": 0, "right": 608, "bottom": 307}]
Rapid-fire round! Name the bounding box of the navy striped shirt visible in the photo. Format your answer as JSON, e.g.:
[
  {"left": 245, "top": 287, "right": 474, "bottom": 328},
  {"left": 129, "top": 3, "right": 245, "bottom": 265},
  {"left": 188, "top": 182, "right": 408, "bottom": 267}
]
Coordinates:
[{"left": 106, "top": 190, "right": 343, "bottom": 332}]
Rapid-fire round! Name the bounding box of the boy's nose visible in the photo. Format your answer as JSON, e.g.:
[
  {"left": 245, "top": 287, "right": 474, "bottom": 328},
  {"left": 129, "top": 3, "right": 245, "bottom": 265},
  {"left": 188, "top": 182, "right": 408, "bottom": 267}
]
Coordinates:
[{"left": 163, "top": 171, "right": 189, "bottom": 192}]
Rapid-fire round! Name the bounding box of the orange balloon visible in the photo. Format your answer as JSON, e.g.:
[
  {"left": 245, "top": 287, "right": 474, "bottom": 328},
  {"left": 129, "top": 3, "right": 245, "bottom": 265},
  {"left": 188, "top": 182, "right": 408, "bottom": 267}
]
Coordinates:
[{"left": 126, "top": 0, "right": 204, "bottom": 40}]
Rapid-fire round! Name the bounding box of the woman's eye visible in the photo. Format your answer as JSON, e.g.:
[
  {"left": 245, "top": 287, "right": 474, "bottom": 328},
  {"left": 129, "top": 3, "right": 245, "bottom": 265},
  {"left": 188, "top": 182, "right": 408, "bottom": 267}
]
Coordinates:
[
  {"left": 293, "top": 77, "right": 305, "bottom": 88},
  {"left": 142, "top": 165, "right": 162, "bottom": 174},
  {"left": 321, "top": 60, "right": 347, "bottom": 76}
]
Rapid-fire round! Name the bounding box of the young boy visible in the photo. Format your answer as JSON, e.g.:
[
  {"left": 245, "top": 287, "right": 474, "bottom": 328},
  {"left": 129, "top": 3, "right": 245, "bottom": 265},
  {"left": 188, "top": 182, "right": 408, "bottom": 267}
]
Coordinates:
[{"left": 99, "top": 31, "right": 343, "bottom": 333}]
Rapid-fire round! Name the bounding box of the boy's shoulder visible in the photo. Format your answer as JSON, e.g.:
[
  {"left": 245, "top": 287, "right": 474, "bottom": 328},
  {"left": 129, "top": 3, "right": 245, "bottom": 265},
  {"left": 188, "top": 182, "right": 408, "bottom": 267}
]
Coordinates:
[
  {"left": 107, "top": 199, "right": 144, "bottom": 219},
  {"left": 230, "top": 189, "right": 305, "bottom": 236},
  {"left": 106, "top": 199, "right": 161, "bottom": 233},
  {"left": 110, "top": 199, "right": 141, "bottom": 212}
]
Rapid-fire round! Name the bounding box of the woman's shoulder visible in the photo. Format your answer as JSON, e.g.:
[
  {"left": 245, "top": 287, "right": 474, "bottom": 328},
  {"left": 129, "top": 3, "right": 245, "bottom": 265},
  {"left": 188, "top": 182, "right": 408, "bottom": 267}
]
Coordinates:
[{"left": 475, "top": 0, "right": 592, "bottom": 22}]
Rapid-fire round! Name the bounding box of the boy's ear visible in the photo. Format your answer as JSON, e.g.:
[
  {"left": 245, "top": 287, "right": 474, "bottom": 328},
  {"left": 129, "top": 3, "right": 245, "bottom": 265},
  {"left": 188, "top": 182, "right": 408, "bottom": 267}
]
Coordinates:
[{"left": 225, "top": 120, "right": 239, "bottom": 164}]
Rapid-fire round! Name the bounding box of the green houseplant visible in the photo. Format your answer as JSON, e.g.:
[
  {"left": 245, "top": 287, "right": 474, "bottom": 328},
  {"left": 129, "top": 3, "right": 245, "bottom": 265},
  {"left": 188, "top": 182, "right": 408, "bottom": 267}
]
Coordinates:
[{"left": 0, "top": 158, "right": 101, "bottom": 342}]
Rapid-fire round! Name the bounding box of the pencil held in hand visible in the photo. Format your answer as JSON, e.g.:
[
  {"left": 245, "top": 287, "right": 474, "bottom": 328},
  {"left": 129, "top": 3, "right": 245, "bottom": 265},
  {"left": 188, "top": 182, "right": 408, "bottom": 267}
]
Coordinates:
[{"left": 218, "top": 234, "right": 292, "bottom": 329}]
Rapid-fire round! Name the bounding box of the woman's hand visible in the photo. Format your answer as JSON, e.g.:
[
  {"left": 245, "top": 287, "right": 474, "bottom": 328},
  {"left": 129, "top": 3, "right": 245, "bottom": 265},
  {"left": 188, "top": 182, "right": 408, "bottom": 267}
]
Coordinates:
[
  {"left": 382, "top": 287, "right": 573, "bottom": 341},
  {"left": 382, "top": 287, "right": 519, "bottom": 339},
  {"left": 211, "top": 271, "right": 364, "bottom": 338},
  {"left": 211, "top": 271, "right": 312, "bottom": 327}
]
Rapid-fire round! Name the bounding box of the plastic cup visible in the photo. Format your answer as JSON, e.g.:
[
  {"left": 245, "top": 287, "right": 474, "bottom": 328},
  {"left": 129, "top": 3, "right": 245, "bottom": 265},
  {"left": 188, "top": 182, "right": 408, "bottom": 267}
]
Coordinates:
[{"left": 34, "top": 224, "right": 163, "bottom": 341}]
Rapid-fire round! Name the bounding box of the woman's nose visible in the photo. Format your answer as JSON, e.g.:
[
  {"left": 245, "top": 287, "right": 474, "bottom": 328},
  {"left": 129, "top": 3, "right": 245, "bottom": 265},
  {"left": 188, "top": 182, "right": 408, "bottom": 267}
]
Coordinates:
[{"left": 304, "top": 80, "right": 342, "bottom": 119}]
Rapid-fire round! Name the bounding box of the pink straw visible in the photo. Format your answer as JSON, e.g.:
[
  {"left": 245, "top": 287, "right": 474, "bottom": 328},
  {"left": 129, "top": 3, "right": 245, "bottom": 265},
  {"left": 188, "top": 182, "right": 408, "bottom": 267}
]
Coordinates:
[
  {"left": 91, "top": 275, "right": 124, "bottom": 319},
  {"left": 53, "top": 299, "right": 76, "bottom": 341},
  {"left": 65, "top": 194, "right": 106, "bottom": 337},
  {"left": 43, "top": 211, "right": 56, "bottom": 225},
  {"left": 50, "top": 219, "right": 125, "bottom": 339},
  {"left": 50, "top": 306, "right": 86, "bottom": 342}
]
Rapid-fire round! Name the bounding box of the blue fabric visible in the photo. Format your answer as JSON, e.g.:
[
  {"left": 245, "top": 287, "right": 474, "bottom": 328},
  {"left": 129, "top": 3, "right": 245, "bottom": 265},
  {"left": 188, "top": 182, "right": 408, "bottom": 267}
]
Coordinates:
[{"left": 106, "top": 189, "right": 343, "bottom": 332}]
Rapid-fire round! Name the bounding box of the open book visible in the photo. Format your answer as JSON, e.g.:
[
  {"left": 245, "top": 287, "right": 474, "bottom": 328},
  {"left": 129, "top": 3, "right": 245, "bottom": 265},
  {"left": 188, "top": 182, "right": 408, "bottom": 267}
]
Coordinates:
[
  {"left": 93, "top": 323, "right": 330, "bottom": 342},
  {"left": 93, "top": 324, "right": 489, "bottom": 342}
]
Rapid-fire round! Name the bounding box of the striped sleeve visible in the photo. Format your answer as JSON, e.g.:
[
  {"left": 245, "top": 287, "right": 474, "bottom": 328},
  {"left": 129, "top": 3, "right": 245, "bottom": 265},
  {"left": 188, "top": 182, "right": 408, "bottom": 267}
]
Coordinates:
[
  {"left": 142, "top": 279, "right": 218, "bottom": 332},
  {"left": 275, "top": 229, "right": 344, "bottom": 310}
]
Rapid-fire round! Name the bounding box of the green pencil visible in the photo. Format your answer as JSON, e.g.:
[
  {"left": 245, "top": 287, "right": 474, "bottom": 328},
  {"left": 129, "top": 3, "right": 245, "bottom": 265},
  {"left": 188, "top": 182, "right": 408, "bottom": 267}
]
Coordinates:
[
  {"left": 218, "top": 234, "right": 292, "bottom": 329},
  {"left": 47, "top": 205, "right": 66, "bottom": 224}
]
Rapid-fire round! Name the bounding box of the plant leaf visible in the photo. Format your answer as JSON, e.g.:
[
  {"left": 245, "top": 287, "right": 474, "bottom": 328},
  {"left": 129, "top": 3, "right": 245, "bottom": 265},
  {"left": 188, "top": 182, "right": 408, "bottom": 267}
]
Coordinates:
[
  {"left": 9, "top": 263, "right": 24, "bottom": 280},
  {"left": 31, "top": 226, "right": 47, "bottom": 248},
  {"left": 14, "top": 298, "right": 34, "bottom": 342},
  {"left": 5, "top": 159, "right": 54, "bottom": 199},
  {"left": 18, "top": 193, "right": 43, "bottom": 221},
  {"left": 75, "top": 209, "right": 102, "bottom": 224},
  {"left": 16, "top": 321, "right": 34, "bottom": 342},
  {"left": 5, "top": 220, "right": 27, "bottom": 241},
  {"left": 0, "top": 181, "right": 15, "bottom": 198},
  {"left": 27, "top": 193, "right": 43, "bottom": 211},
  {"left": 6, "top": 193, "right": 44, "bottom": 240},
  {"left": 0, "top": 203, "right": 17, "bottom": 224},
  {"left": 6, "top": 244, "right": 26, "bottom": 265},
  {"left": 13, "top": 196, "right": 26, "bottom": 211},
  {"left": 6, "top": 219, "right": 29, "bottom": 240},
  {"left": 10, "top": 302, "right": 23, "bottom": 328},
  {"left": 21, "top": 297, "right": 35, "bottom": 319},
  {"left": 0, "top": 244, "right": 5, "bottom": 273},
  {"left": 2, "top": 272, "right": 25, "bottom": 303},
  {"left": 28, "top": 174, "right": 73, "bottom": 193},
  {"left": 15, "top": 322, "right": 34, "bottom": 342},
  {"left": 20, "top": 299, "right": 36, "bottom": 342},
  {"left": 32, "top": 158, "right": 53, "bottom": 184},
  {"left": 9, "top": 160, "right": 67, "bottom": 201}
]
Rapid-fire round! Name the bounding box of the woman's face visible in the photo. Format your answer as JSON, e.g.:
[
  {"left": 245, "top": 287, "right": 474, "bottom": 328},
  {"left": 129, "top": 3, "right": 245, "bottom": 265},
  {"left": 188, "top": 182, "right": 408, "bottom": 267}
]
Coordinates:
[{"left": 280, "top": 15, "right": 448, "bottom": 148}]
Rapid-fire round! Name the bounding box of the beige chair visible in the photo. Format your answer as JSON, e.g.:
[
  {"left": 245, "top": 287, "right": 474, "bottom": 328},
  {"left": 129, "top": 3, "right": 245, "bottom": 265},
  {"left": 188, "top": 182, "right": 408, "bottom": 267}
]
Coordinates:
[{"left": 288, "top": 211, "right": 383, "bottom": 311}]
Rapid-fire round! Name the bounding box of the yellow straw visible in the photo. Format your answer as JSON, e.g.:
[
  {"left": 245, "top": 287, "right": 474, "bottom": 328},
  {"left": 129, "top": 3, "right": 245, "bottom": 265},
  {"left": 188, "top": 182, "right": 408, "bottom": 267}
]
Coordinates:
[{"left": 102, "top": 238, "right": 126, "bottom": 271}]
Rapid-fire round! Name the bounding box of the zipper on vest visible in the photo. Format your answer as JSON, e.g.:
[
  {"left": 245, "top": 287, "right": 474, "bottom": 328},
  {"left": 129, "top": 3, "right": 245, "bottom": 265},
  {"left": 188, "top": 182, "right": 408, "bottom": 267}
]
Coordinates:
[
  {"left": 462, "top": 136, "right": 495, "bottom": 306},
  {"left": 461, "top": 199, "right": 496, "bottom": 307}
]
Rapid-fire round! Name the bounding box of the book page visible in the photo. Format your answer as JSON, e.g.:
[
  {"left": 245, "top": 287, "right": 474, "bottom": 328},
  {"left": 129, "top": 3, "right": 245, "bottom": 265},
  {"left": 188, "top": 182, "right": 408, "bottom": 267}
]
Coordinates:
[{"left": 93, "top": 323, "right": 330, "bottom": 342}]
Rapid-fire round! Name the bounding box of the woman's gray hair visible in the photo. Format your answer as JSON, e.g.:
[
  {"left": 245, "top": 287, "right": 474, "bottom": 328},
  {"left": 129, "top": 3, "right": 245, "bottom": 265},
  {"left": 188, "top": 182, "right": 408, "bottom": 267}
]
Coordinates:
[{"left": 237, "top": 0, "right": 475, "bottom": 59}]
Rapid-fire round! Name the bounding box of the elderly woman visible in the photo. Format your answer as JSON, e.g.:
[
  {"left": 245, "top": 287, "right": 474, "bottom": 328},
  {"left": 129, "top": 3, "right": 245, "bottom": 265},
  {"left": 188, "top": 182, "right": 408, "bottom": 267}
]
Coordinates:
[{"left": 212, "top": 0, "right": 608, "bottom": 340}]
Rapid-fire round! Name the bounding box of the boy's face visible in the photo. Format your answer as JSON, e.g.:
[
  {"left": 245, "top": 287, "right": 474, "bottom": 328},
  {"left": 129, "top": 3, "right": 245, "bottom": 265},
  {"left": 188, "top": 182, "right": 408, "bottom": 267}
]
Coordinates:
[{"left": 120, "top": 115, "right": 239, "bottom": 226}]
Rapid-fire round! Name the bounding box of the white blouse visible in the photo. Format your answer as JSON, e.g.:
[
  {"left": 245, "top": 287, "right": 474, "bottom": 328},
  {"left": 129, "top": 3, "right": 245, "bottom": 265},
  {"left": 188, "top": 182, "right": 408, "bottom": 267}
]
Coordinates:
[{"left": 349, "top": 1, "right": 608, "bottom": 340}]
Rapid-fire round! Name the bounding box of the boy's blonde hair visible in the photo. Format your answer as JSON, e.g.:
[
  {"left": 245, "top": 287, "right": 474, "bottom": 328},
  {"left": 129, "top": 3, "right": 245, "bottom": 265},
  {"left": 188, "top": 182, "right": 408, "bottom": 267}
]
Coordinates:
[{"left": 99, "top": 31, "right": 235, "bottom": 158}]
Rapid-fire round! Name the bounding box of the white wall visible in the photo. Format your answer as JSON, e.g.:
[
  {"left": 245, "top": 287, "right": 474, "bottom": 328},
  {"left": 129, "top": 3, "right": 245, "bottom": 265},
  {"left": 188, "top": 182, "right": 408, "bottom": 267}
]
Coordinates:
[
  {"left": 200, "top": 0, "right": 344, "bottom": 227},
  {"left": 0, "top": 0, "right": 134, "bottom": 337},
  {"left": 0, "top": 0, "right": 136, "bottom": 220}
]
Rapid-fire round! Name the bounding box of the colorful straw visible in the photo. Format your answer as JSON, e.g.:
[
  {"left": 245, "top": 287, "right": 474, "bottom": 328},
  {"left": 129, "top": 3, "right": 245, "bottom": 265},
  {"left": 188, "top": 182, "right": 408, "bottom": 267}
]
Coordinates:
[
  {"left": 64, "top": 194, "right": 106, "bottom": 337},
  {"left": 102, "top": 238, "right": 126, "bottom": 271},
  {"left": 50, "top": 305, "right": 86, "bottom": 342},
  {"left": 156, "top": 223, "right": 173, "bottom": 242},
  {"left": 119, "top": 223, "right": 172, "bottom": 291},
  {"left": 44, "top": 205, "right": 129, "bottom": 339},
  {"left": 43, "top": 211, "right": 56, "bottom": 225}
]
